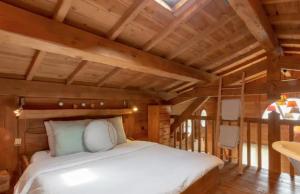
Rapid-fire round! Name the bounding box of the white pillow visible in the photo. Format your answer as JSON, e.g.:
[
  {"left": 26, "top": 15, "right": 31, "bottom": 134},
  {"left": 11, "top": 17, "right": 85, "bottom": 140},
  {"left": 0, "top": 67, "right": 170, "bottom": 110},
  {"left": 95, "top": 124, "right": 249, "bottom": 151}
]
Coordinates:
[
  {"left": 84, "top": 120, "right": 117, "bottom": 152},
  {"left": 44, "top": 121, "right": 55, "bottom": 156},
  {"left": 108, "top": 116, "right": 127, "bottom": 144}
]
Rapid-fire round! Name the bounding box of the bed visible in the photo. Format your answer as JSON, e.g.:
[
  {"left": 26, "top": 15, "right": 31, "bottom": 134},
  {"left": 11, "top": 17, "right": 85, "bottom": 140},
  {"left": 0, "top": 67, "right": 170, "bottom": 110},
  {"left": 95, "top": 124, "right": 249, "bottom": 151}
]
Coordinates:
[{"left": 15, "top": 110, "right": 223, "bottom": 194}]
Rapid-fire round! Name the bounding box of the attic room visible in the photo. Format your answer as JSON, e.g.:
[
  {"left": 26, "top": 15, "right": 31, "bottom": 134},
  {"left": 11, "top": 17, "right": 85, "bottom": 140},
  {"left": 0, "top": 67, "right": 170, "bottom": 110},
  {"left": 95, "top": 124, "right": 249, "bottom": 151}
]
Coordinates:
[{"left": 0, "top": 0, "right": 300, "bottom": 193}]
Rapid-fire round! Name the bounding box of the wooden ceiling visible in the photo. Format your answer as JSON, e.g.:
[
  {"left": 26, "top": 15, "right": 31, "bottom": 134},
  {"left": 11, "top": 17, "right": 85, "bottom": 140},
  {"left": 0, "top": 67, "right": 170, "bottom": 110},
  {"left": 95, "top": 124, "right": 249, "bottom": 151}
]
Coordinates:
[{"left": 0, "top": 0, "right": 299, "bottom": 99}]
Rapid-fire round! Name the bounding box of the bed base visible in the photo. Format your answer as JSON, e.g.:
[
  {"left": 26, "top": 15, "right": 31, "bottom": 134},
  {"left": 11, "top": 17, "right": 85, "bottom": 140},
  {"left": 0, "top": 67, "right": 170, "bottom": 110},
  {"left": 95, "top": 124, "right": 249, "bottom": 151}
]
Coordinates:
[{"left": 181, "top": 167, "right": 220, "bottom": 194}]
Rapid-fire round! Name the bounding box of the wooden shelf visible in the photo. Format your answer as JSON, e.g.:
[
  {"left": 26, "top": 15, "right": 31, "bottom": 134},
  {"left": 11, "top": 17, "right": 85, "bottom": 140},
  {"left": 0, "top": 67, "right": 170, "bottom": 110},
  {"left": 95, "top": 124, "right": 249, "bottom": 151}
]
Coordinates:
[{"left": 19, "top": 108, "right": 133, "bottom": 119}]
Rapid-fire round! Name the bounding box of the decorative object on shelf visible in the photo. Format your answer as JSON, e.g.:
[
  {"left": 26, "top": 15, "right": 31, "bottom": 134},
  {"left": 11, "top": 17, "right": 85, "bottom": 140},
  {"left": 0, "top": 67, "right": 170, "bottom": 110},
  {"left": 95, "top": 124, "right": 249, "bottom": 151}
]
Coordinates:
[
  {"left": 58, "top": 101, "right": 64, "bottom": 107},
  {"left": 267, "top": 105, "right": 276, "bottom": 112},
  {"left": 99, "top": 101, "right": 104, "bottom": 106},
  {"left": 73, "top": 104, "right": 78, "bottom": 109},
  {"left": 123, "top": 100, "right": 128, "bottom": 108},
  {"left": 81, "top": 102, "right": 87, "bottom": 107},
  {"left": 132, "top": 106, "right": 138, "bottom": 112},
  {"left": 0, "top": 170, "right": 10, "bottom": 193},
  {"left": 90, "top": 103, "right": 96, "bottom": 108},
  {"left": 14, "top": 97, "right": 25, "bottom": 117},
  {"left": 276, "top": 94, "right": 288, "bottom": 106},
  {"left": 287, "top": 100, "right": 297, "bottom": 108}
]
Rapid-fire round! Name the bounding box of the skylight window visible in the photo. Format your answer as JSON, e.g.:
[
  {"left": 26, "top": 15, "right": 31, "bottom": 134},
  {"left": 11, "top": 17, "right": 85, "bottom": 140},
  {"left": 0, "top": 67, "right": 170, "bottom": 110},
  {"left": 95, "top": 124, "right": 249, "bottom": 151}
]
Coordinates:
[{"left": 155, "top": 0, "right": 189, "bottom": 12}]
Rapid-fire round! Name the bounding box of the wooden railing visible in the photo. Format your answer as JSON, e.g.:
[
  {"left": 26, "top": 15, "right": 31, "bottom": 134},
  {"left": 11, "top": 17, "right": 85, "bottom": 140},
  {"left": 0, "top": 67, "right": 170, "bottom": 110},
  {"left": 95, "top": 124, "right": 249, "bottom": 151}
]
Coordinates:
[{"left": 171, "top": 112, "right": 299, "bottom": 176}]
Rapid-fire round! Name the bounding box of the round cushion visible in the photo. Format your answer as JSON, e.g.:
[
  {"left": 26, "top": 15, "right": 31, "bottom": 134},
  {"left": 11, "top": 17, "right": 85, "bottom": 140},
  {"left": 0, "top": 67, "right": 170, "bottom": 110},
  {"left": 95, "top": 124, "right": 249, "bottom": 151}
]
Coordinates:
[{"left": 84, "top": 120, "right": 118, "bottom": 152}]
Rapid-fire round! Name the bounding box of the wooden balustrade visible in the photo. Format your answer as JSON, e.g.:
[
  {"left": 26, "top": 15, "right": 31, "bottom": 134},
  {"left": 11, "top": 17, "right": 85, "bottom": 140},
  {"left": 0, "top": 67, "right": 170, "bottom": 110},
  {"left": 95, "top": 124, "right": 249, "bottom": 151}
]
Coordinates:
[{"left": 171, "top": 113, "right": 299, "bottom": 176}]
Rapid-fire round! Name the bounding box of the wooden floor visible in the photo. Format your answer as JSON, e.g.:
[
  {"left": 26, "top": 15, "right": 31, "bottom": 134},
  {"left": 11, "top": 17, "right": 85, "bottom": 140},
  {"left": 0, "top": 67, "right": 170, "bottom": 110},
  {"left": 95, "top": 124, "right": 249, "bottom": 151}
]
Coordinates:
[{"left": 215, "top": 164, "right": 300, "bottom": 194}]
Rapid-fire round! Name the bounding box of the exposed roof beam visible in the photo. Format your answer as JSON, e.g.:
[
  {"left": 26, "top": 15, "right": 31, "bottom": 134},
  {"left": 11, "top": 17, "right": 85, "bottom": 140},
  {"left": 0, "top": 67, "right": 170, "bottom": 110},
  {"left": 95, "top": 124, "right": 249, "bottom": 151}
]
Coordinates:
[
  {"left": 25, "top": 0, "right": 73, "bottom": 81},
  {"left": 262, "top": 0, "right": 300, "bottom": 4},
  {"left": 120, "top": 74, "right": 147, "bottom": 89},
  {"left": 53, "top": 0, "right": 73, "bottom": 22},
  {"left": 97, "top": 68, "right": 121, "bottom": 87},
  {"left": 280, "top": 39, "right": 300, "bottom": 48},
  {"left": 219, "top": 54, "right": 267, "bottom": 76},
  {"left": 222, "top": 60, "right": 267, "bottom": 86},
  {"left": 170, "top": 97, "right": 209, "bottom": 132},
  {"left": 278, "top": 55, "right": 300, "bottom": 70},
  {"left": 26, "top": 51, "right": 47, "bottom": 80},
  {"left": 186, "top": 29, "right": 250, "bottom": 66},
  {"left": 108, "top": 0, "right": 150, "bottom": 40},
  {"left": 0, "top": 2, "right": 216, "bottom": 83},
  {"left": 212, "top": 48, "right": 266, "bottom": 74},
  {"left": 206, "top": 42, "right": 261, "bottom": 70},
  {"left": 270, "top": 14, "right": 300, "bottom": 25},
  {"left": 0, "top": 78, "right": 160, "bottom": 101},
  {"left": 66, "top": 60, "right": 89, "bottom": 85},
  {"left": 142, "top": 0, "right": 210, "bottom": 51},
  {"left": 168, "top": 80, "right": 267, "bottom": 104},
  {"left": 166, "top": 15, "right": 235, "bottom": 60},
  {"left": 169, "top": 61, "right": 268, "bottom": 104},
  {"left": 277, "top": 28, "right": 300, "bottom": 40},
  {"left": 228, "top": 0, "right": 280, "bottom": 52}
]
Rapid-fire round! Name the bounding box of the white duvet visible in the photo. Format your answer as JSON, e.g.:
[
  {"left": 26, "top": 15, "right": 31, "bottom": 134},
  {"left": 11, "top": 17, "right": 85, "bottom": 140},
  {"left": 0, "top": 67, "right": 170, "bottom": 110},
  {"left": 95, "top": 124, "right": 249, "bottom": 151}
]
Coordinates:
[{"left": 15, "top": 141, "right": 223, "bottom": 194}]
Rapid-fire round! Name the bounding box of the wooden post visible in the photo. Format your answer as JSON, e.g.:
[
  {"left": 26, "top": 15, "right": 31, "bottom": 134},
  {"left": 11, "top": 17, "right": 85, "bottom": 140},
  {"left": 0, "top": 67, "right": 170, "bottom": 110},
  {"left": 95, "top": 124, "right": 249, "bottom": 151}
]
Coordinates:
[
  {"left": 215, "top": 77, "right": 222, "bottom": 156},
  {"left": 268, "top": 111, "right": 281, "bottom": 173},
  {"left": 257, "top": 121, "right": 262, "bottom": 170},
  {"left": 238, "top": 72, "right": 245, "bottom": 174},
  {"left": 289, "top": 124, "right": 295, "bottom": 176}
]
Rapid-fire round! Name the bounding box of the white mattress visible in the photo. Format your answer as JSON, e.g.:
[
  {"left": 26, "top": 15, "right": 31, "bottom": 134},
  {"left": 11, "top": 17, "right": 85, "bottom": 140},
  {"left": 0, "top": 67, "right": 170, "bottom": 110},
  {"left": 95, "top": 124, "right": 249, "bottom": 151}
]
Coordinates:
[{"left": 15, "top": 141, "right": 223, "bottom": 194}]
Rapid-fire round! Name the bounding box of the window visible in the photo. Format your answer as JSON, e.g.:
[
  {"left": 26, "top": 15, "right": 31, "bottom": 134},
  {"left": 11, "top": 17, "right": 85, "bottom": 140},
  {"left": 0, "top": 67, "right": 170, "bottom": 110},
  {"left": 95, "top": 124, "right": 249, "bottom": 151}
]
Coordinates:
[
  {"left": 262, "top": 97, "right": 300, "bottom": 120},
  {"left": 154, "top": 0, "right": 189, "bottom": 12},
  {"left": 200, "top": 109, "right": 207, "bottom": 127}
]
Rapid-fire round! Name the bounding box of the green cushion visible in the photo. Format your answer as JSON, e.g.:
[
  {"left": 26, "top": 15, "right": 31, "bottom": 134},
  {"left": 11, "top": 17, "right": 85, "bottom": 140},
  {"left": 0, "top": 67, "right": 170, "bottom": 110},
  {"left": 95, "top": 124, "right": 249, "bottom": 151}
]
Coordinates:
[{"left": 49, "top": 120, "right": 90, "bottom": 156}]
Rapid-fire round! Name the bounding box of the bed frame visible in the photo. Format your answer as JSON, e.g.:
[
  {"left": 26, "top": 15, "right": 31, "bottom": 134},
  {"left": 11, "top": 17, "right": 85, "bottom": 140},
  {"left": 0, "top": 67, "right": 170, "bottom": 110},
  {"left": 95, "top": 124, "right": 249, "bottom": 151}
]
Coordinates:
[{"left": 18, "top": 108, "right": 220, "bottom": 194}]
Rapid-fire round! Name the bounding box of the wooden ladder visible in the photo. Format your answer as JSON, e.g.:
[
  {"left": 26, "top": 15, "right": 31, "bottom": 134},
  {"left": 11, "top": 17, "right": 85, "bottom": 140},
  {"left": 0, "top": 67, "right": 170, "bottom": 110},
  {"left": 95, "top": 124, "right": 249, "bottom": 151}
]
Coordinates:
[{"left": 215, "top": 72, "right": 245, "bottom": 174}]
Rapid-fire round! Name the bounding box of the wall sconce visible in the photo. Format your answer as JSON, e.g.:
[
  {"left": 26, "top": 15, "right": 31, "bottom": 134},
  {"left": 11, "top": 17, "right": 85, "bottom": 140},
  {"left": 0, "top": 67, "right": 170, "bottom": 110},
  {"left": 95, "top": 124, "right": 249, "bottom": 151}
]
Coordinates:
[
  {"left": 14, "top": 97, "right": 25, "bottom": 117},
  {"left": 123, "top": 100, "right": 128, "bottom": 108},
  {"left": 100, "top": 101, "right": 104, "bottom": 106},
  {"left": 81, "top": 102, "right": 87, "bottom": 107},
  {"left": 58, "top": 101, "right": 64, "bottom": 107},
  {"left": 132, "top": 106, "right": 138, "bottom": 112}
]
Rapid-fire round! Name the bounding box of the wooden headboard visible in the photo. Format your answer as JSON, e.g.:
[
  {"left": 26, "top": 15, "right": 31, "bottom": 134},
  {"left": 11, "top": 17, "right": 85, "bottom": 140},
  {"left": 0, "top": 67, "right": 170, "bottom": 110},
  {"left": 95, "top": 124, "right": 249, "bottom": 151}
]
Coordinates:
[{"left": 18, "top": 108, "right": 135, "bottom": 157}]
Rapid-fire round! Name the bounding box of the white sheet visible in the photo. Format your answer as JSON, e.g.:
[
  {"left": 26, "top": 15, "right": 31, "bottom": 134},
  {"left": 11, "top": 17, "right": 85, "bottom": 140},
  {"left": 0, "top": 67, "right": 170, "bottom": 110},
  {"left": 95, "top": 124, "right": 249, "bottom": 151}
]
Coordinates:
[{"left": 15, "top": 141, "right": 223, "bottom": 194}]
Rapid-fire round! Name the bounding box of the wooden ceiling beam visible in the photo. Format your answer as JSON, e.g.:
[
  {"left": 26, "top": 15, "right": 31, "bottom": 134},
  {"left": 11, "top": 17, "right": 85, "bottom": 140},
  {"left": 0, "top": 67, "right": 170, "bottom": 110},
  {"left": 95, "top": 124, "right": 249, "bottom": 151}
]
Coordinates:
[
  {"left": 26, "top": 51, "right": 46, "bottom": 81},
  {"left": 186, "top": 30, "right": 250, "bottom": 66},
  {"left": 219, "top": 54, "right": 267, "bottom": 76},
  {"left": 166, "top": 15, "right": 235, "bottom": 60},
  {"left": 278, "top": 55, "right": 300, "bottom": 70},
  {"left": 25, "top": 0, "right": 73, "bottom": 81},
  {"left": 206, "top": 42, "right": 261, "bottom": 70},
  {"left": 212, "top": 47, "right": 266, "bottom": 74},
  {"left": 280, "top": 39, "right": 300, "bottom": 48},
  {"left": 262, "top": 0, "right": 300, "bottom": 4},
  {"left": 97, "top": 68, "right": 121, "bottom": 87},
  {"left": 0, "top": 2, "right": 216, "bottom": 83},
  {"left": 170, "top": 97, "right": 209, "bottom": 132},
  {"left": 0, "top": 78, "right": 160, "bottom": 101},
  {"left": 108, "top": 0, "right": 150, "bottom": 40},
  {"left": 53, "top": 0, "right": 73, "bottom": 22},
  {"left": 277, "top": 28, "right": 300, "bottom": 40},
  {"left": 168, "top": 80, "right": 267, "bottom": 104},
  {"left": 142, "top": 0, "right": 210, "bottom": 51},
  {"left": 270, "top": 14, "right": 300, "bottom": 25},
  {"left": 228, "top": 0, "right": 280, "bottom": 52},
  {"left": 66, "top": 60, "right": 89, "bottom": 85},
  {"left": 222, "top": 59, "right": 268, "bottom": 86}
]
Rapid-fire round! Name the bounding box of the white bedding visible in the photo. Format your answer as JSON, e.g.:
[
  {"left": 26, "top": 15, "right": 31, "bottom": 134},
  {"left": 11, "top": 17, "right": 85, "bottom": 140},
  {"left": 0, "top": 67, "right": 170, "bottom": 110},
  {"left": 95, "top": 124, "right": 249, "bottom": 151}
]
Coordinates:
[{"left": 15, "top": 141, "right": 223, "bottom": 194}]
